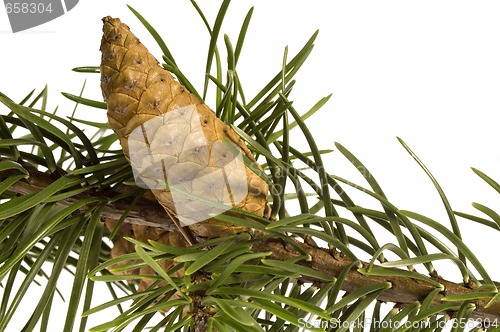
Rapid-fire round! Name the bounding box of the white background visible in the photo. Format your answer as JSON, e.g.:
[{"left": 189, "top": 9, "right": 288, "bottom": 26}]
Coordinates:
[{"left": 2, "top": 1, "right": 500, "bottom": 331}]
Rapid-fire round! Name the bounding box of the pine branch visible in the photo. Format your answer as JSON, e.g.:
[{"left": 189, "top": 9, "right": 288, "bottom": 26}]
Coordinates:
[
  {"left": 0, "top": 158, "right": 176, "bottom": 231},
  {"left": 253, "top": 237, "right": 500, "bottom": 323},
  {"left": 2, "top": 5, "right": 498, "bottom": 329},
  {"left": 3, "top": 160, "right": 499, "bottom": 324}
]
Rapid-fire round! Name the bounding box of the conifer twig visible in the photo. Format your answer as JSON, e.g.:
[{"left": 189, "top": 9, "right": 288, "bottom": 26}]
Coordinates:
[{"left": 3, "top": 161, "right": 500, "bottom": 324}]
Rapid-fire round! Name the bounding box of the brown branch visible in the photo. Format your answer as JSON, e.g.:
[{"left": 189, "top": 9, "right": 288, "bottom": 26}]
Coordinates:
[
  {"left": 2, "top": 163, "right": 500, "bottom": 324},
  {"left": 253, "top": 238, "right": 500, "bottom": 324},
  {"left": 0, "top": 162, "right": 177, "bottom": 231}
]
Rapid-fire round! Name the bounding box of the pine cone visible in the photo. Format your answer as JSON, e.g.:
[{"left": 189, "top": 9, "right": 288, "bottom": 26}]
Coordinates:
[{"left": 100, "top": 16, "right": 269, "bottom": 240}]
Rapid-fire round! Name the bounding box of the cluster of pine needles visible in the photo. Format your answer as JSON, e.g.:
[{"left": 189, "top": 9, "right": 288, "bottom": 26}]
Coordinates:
[{"left": 0, "top": 1, "right": 500, "bottom": 331}]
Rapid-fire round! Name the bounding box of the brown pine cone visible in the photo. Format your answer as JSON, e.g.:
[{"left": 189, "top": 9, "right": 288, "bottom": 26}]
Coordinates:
[{"left": 100, "top": 16, "right": 269, "bottom": 241}]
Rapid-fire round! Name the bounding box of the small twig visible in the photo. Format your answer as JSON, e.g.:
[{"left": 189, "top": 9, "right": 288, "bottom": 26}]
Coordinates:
[
  {"left": 0, "top": 163, "right": 177, "bottom": 231},
  {"left": 252, "top": 237, "right": 500, "bottom": 323}
]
